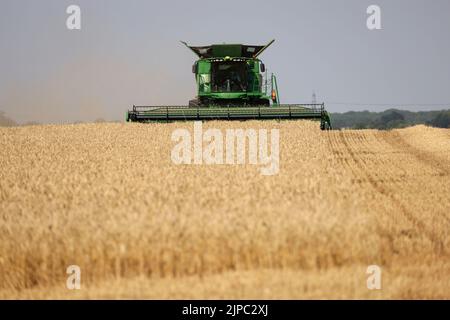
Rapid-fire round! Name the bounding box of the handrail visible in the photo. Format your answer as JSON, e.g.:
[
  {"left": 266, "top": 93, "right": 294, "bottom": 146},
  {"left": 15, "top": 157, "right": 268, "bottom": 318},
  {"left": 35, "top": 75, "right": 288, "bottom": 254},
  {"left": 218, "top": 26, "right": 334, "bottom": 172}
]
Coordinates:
[{"left": 271, "top": 73, "right": 280, "bottom": 106}]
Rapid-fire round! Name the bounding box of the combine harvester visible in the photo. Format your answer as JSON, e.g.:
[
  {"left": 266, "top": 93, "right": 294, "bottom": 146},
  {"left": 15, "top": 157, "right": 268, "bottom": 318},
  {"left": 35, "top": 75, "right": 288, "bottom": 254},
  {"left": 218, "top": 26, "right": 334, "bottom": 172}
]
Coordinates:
[{"left": 127, "top": 40, "right": 332, "bottom": 130}]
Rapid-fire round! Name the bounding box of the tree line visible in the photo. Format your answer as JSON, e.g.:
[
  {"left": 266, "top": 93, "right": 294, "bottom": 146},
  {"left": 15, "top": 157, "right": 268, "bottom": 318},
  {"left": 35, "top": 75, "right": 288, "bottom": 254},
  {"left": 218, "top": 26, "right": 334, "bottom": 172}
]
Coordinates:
[{"left": 331, "top": 109, "right": 450, "bottom": 130}]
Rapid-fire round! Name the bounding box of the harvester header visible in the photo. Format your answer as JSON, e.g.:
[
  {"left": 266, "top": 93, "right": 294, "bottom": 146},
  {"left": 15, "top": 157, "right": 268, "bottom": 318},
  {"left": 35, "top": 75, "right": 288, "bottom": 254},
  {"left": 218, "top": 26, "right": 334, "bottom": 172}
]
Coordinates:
[{"left": 127, "top": 40, "right": 332, "bottom": 130}]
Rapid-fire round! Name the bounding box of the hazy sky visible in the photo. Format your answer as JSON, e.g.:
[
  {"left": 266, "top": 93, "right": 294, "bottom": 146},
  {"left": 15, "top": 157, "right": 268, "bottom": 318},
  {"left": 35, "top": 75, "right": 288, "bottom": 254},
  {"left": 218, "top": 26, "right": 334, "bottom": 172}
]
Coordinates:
[{"left": 1, "top": 0, "right": 450, "bottom": 123}]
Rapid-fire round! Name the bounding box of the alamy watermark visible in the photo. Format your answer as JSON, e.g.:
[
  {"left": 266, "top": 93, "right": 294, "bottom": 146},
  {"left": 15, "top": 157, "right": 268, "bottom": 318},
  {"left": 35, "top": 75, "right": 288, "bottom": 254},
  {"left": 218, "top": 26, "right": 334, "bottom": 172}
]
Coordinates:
[
  {"left": 366, "top": 265, "right": 382, "bottom": 290},
  {"left": 65, "top": 5, "right": 381, "bottom": 31},
  {"left": 66, "top": 265, "right": 81, "bottom": 290},
  {"left": 66, "top": 5, "right": 81, "bottom": 30},
  {"left": 171, "top": 121, "right": 279, "bottom": 176},
  {"left": 367, "top": 5, "right": 382, "bottom": 30}
]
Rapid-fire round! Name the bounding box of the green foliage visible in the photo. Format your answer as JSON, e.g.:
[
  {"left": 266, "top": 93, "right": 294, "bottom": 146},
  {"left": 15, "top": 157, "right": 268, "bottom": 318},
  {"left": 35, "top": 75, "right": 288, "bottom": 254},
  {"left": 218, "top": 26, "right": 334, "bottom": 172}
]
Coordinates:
[
  {"left": 332, "top": 109, "right": 450, "bottom": 130},
  {"left": 427, "top": 110, "right": 450, "bottom": 128}
]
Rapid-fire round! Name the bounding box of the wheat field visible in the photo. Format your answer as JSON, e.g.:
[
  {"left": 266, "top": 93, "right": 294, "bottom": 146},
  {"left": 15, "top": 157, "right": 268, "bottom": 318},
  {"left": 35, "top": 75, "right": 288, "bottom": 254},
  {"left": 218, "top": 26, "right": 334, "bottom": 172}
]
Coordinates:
[{"left": 0, "top": 121, "right": 449, "bottom": 299}]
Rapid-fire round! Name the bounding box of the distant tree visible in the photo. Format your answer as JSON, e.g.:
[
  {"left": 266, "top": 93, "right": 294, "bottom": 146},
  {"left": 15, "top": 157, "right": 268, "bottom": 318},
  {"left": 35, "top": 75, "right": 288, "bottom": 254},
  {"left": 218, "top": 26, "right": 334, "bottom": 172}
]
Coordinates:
[
  {"left": 428, "top": 111, "right": 450, "bottom": 128},
  {"left": 0, "top": 111, "right": 17, "bottom": 127},
  {"left": 331, "top": 109, "right": 450, "bottom": 130},
  {"left": 371, "top": 110, "right": 406, "bottom": 129},
  {"left": 380, "top": 110, "right": 405, "bottom": 123},
  {"left": 94, "top": 118, "right": 106, "bottom": 123},
  {"left": 354, "top": 123, "right": 369, "bottom": 130}
]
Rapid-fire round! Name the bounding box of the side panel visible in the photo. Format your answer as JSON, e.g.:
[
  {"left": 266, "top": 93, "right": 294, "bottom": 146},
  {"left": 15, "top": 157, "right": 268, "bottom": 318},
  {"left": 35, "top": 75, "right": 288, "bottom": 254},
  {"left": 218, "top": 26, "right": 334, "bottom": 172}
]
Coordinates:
[
  {"left": 197, "top": 60, "right": 211, "bottom": 94},
  {"left": 247, "top": 60, "right": 263, "bottom": 95}
]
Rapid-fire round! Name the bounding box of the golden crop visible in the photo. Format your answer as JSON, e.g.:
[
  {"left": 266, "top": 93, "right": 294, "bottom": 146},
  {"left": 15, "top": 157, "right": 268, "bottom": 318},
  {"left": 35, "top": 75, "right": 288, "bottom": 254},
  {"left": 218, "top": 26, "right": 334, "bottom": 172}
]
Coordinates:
[{"left": 0, "top": 121, "right": 449, "bottom": 299}]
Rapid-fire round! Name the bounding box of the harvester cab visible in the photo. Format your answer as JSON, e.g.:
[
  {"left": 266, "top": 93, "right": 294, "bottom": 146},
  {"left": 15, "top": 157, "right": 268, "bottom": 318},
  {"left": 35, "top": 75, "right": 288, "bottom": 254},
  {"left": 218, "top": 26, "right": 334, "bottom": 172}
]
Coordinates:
[
  {"left": 127, "top": 40, "right": 332, "bottom": 130},
  {"left": 183, "top": 39, "right": 278, "bottom": 107}
]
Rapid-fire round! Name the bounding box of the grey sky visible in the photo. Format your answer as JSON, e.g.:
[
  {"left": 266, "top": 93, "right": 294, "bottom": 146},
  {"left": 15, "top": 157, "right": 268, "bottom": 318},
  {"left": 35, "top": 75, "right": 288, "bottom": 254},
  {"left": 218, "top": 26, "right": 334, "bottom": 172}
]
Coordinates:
[{"left": 1, "top": 0, "right": 450, "bottom": 123}]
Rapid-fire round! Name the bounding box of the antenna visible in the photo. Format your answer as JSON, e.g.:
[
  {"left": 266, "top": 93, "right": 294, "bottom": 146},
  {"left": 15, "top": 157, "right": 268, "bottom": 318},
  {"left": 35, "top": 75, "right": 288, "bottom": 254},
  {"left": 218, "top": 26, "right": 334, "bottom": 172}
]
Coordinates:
[{"left": 312, "top": 91, "right": 317, "bottom": 105}]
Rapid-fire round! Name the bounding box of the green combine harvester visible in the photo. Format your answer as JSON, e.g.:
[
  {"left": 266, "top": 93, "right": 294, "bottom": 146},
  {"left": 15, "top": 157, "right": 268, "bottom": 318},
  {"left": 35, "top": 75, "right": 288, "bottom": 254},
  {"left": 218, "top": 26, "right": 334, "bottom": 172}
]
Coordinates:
[{"left": 127, "top": 40, "right": 332, "bottom": 130}]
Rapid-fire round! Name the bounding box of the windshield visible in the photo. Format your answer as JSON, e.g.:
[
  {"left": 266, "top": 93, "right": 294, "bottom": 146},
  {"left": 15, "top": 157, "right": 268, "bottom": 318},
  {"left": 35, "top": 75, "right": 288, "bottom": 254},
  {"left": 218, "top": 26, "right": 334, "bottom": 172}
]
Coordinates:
[{"left": 211, "top": 62, "right": 247, "bottom": 92}]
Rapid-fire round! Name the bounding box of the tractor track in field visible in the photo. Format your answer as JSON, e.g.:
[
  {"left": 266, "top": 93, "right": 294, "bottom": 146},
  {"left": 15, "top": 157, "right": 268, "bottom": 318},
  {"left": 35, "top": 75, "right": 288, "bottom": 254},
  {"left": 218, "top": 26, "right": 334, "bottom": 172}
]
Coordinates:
[
  {"left": 331, "top": 130, "right": 446, "bottom": 254},
  {"left": 376, "top": 130, "right": 450, "bottom": 227},
  {"left": 380, "top": 131, "right": 450, "bottom": 176},
  {"left": 326, "top": 130, "right": 400, "bottom": 256}
]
